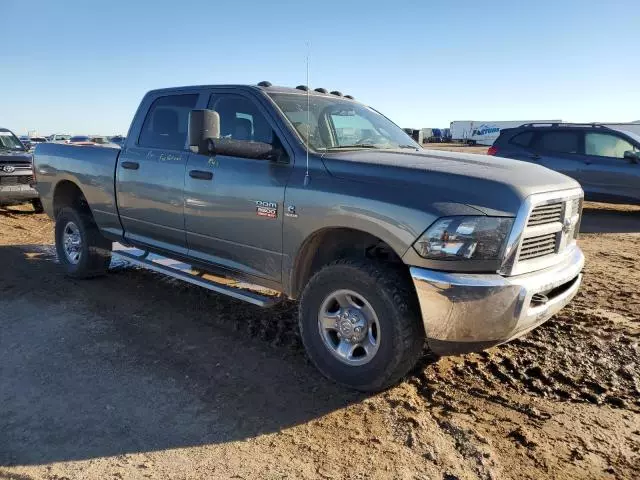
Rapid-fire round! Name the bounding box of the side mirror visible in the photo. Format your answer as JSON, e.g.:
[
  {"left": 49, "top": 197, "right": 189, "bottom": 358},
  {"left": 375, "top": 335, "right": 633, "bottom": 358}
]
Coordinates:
[
  {"left": 623, "top": 150, "right": 639, "bottom": 163},
  {"left": 209, "top": 138, "right": 277, "bottom": 161},
  {"left": 188, "top": 109, "right": 220, "bottom": 154}
]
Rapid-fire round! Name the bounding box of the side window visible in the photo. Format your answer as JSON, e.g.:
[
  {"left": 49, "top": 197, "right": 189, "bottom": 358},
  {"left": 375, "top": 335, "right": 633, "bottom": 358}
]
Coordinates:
[
  {"left": 535, "top": 131, "right": 580, "bottom": 154},
  {"left": 510, "top": 131, "right": 533, "bottom": 147},
  {"left": 208, "top": 94, "right": 274, "bottom": 144},
  {"left": 138, "top": 94, "right": 198, "bottom": 150},
  {"left": 585, "top": 133, "right": 637, "bottom": 159}
]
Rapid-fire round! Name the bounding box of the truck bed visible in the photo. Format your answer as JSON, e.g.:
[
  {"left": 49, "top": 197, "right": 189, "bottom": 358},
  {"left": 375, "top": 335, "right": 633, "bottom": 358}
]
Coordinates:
[{"left": 34, "top": 143, "right": 121, "bottom": 236}]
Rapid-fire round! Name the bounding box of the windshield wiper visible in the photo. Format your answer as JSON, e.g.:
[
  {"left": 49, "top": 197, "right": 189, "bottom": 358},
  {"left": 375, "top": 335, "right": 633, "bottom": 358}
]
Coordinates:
[
  {"left": 324, "top": 144, "right": 382, "bottom": 150},
  {"left": 397, "top": 144, "right": 420, "bottom": 150}
]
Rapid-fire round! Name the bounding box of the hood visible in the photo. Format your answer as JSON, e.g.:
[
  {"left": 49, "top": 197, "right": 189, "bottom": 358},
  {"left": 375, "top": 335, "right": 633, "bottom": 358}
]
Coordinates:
[
  {"left": 0, "top": 150, "right": 32, "bottom": 165},
  {"left": 320, "top": 148, "right": 580, "bottom": 216}
]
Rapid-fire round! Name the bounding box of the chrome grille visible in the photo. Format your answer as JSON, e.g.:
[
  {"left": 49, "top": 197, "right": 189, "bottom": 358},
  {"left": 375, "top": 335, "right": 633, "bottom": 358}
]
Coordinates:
[
  {"left": 527, "top": 202, "right": 563, "bottom": 226},
  {"left": 518, "top": 233, "right": 557, "bottom": 261},
  {"left": 501, "top": 188, "right": 583, "bottom": 276}
]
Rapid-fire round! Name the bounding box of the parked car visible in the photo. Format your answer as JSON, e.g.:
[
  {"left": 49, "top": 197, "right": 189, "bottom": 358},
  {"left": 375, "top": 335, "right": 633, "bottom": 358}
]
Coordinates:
[
  {"left": 29, "top": 136, "right": 48, "bottom": 147},
  {"left": 18, "top": 136, "right": 32, "bottom": 150},
  {"left": 50, "top": 134, "right": 72, "bottom": 144},
  {"left": 109, "top": 135, "right": 126, "bottom": 145},
  {"left": 68, "top": 135, "right": 95, "bottom": 146},
  {"left": 0, "top": 128, "right": 43, "bottom": 212},
  {"left": 490, "top": 123, "right": 640, "bottom": 205},
  {"left": 33, "top": 83, "right": 584, "bottom": 391},
  {"left": 89, "top": 136, "right": 121, "bottom": 148}
]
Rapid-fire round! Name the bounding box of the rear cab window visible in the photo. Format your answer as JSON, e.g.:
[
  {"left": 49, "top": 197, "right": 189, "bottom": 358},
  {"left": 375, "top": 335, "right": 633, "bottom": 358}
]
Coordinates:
[{"left": 138, "top": 94, "right": 199, "bottom": 150}]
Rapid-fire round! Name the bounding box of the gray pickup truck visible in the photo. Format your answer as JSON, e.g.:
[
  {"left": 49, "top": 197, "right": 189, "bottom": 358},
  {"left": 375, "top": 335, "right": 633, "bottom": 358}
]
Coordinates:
[{"left": 34, "top": 83, "right": 585, "bottom": 391}]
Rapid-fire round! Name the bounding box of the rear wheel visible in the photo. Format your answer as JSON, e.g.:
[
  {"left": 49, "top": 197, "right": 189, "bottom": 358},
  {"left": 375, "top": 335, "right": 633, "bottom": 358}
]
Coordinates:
[
  {"left": 55, "top": 207, "right": 112, "bottom": 278},
  {"left": 298, "top": 259, "right": 424, "bottom": 391}
]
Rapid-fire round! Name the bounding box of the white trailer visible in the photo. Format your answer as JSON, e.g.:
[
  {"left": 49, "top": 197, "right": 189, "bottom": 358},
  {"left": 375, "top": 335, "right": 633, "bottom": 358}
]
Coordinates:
[{"left": 450, "top": 120, "right": 562, "bottom": 146}]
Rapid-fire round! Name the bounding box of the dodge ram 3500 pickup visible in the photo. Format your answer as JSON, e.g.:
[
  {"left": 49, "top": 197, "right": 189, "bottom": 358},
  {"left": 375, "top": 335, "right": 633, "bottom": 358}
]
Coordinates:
[{"left": 34, "top": 83, "right": 585, "bottom": 391}]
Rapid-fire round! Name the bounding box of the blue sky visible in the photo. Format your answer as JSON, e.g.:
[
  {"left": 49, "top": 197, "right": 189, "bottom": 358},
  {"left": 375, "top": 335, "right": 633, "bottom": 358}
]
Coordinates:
[{"left": 2, "top": 0, "right": 639, "bottom": 135}]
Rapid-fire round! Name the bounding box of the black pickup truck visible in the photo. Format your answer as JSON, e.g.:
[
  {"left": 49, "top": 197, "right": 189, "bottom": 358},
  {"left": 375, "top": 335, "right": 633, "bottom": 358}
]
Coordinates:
[{"left": 0, "top": 128, "right": 42, "bottom": 212}]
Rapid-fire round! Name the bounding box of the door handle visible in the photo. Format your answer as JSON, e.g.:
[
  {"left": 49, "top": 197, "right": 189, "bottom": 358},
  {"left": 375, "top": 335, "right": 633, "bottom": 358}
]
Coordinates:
[
  {"left": 121, "top": 161, "right": 139, "bottom": 170},
  {"left": 189, "top": 170, "right": 213, "bottom": 180},
  {"left": 528, "top": 154, "right": 541, "bottom": 161}
]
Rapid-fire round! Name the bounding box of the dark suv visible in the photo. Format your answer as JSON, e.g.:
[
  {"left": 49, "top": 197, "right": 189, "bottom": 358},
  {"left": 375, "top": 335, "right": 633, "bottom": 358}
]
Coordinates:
[
  {"left": 489, "top": 123, "right": 640, "bottom": 205},
  {"left": 0, "top": 128, "right": 42, "bottom": 212}
]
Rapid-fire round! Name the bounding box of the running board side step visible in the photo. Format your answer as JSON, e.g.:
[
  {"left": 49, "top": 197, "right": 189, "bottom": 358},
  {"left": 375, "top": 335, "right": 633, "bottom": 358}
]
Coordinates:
[{"left": 111, "top": 243, "right": 282, "bottom": 308}]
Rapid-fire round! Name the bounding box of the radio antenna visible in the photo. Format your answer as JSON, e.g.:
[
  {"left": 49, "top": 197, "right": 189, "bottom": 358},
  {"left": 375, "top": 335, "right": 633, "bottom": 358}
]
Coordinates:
[{"left": 304, "top": 42, "right": 311, "bottom": 187}]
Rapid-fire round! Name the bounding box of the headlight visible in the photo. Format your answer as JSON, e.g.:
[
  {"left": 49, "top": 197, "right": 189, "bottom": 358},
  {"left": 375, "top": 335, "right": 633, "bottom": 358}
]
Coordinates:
[{"left": 414, "top": 216, "right": 514, "bottom": 261}]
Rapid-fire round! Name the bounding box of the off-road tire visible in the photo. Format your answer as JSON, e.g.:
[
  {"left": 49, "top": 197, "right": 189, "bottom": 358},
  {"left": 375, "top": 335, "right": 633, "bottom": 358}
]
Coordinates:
[
  {"left": 55, "top": 207, "right": 112, "bottom": 278},
  {"left": 31, "top": 198, "right": 44, "bottom": 213},
  {"left": 298, "top": 259, "right": 424, "bottom": 391}
]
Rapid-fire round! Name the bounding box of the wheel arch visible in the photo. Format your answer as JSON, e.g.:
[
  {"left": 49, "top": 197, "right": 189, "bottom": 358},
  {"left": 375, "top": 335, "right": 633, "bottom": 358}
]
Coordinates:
[
  {"left": 289, "top": 227, "right": 410, "bottom": 299},
  {"left": 52, "top": 180, "right": 93, "bottom": 219}
]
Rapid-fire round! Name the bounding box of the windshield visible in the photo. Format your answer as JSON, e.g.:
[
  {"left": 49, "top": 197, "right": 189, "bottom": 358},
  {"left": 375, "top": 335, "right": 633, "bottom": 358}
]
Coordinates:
[
  {"left": 268, "top": 93, "right": 420, "bottom": 151},
  {"left": 0, "top": 131, "right": 26, "bottom": 150},
  {"left": 70, "top": 136, "right": 90, "bottom": 142},
  {"left": 30, "top": 137, "right": 47, "bottom": 142}
]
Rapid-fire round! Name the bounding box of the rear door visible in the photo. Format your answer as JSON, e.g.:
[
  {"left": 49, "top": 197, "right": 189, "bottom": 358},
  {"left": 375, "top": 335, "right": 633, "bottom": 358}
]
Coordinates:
[
  {"left": 528, "top": 129, "right": 584, "bottom": 181},
  {"left": 579, "top": 131, "right": 640, "bottom": 203},
  {"left": 183, "top": 90, "right": 293, "bottom": 286},
  {"left": 116, "top": 92, "right": 200, "bottom": 254}
]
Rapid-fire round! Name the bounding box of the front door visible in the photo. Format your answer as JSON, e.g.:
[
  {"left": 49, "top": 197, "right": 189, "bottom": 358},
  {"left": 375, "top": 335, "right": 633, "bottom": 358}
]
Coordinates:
[
  {"left": 116, "top": 92, "right": 199, "bottom": 254},
  {"left": 579, "top": 131, "right": 640, "bottom": 203},
  {"left": 183, "top": 91, "right": 292, "bottom": 285}
]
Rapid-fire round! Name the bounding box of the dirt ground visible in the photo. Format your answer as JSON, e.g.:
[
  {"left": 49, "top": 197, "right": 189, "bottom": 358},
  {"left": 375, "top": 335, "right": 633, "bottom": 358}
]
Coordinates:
[{"left": 1, "top": 165, "right": 639, "bottom": 479}]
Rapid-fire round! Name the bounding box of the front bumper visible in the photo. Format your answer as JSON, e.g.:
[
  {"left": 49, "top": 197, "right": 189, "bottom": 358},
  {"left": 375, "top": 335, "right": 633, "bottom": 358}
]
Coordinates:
[
  {"left": 0, "top": 183, "right": 39, "bottom": 202},
  {"left": 410, "top": 246, "right": 584, "bottom": 355}
]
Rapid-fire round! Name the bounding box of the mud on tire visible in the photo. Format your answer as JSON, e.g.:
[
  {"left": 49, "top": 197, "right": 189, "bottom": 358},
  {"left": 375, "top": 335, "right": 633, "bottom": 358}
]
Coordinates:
[
  {"left": 298, "top": 259, "right": 424, "bottom": 392},
  {"left": 55, "top": 207, "right": 112, "bottom": 278}
]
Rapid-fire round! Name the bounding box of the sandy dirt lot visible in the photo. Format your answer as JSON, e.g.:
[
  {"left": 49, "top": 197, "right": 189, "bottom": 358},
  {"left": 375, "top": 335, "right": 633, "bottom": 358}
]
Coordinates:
[{"left": 0, "top": 160, "right": 639, "bottom": 479}]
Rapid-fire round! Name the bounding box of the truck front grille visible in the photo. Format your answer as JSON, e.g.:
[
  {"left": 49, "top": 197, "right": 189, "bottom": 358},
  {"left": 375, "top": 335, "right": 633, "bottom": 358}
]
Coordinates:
[
  {"left": 527, "top": 202, "right": 563, "bottom": 226},
  {"left": 502, "top": 189, "right": 584, "bottom": 276},
  {"left": 0, "top": 175, "right": 33, "bottom": 185},
  {"left": 518, "top": 233, "right": 557, "bottom": 261}
]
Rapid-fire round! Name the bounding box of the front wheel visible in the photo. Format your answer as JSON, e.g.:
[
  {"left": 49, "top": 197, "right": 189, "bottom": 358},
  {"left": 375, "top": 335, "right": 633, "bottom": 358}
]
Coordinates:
[
  {"left": 55, "top": 207, "right": 112, "bottom": 278},
  {"left": 298, "top": 259, "right": 424, "bottom": 391}
]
